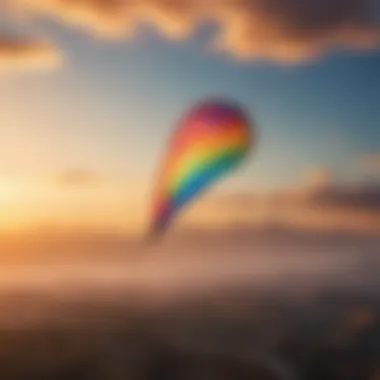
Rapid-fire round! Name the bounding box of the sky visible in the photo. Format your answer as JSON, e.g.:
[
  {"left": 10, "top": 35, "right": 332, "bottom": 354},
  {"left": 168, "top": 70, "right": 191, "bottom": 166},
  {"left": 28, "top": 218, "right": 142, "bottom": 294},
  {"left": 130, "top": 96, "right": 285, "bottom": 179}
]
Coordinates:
[{"left": 0, "top": 0, "right": 379, "bottom": 236}]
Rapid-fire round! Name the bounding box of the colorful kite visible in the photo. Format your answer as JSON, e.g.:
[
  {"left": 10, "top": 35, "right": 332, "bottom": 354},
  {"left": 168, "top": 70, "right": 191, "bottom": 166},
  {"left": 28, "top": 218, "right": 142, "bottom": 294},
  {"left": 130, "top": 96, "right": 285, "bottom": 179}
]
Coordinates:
[{"left": 148, "top": 98, "right": 255, "bottom": 240}]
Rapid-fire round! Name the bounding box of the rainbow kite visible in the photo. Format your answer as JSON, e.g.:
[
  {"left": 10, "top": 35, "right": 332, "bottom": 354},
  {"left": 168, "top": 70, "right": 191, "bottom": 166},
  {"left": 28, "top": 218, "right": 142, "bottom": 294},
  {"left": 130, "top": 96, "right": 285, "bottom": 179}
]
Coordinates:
[{"left": 149, "top": 98, "right": 255, "bottom": 240}]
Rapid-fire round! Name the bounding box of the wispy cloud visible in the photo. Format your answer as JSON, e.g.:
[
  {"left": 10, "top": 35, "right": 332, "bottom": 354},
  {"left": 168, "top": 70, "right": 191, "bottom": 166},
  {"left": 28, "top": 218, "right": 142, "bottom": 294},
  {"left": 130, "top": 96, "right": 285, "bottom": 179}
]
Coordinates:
[
  {"left": 11, "top": 0, "right": 380, "bottom": 63},
  {"left": 53, "top": 168, "right": 105, "bottom": 188},
  {"left": 0, "top": 36, "right": 61, "bottom": 70}
]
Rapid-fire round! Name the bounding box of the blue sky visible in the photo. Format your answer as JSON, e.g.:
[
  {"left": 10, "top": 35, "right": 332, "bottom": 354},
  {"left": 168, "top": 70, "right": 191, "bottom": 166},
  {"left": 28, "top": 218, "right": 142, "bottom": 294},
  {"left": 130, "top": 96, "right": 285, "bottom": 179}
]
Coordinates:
[{"left": 4, "top": 23, "right": 380, "bottom": 188}]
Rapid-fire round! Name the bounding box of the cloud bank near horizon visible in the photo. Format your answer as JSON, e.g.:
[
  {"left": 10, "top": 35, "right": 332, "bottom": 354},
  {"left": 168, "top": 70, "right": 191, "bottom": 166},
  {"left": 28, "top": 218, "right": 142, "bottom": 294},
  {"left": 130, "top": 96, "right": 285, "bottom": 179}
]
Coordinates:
[{"left": 1, "top": 166, "right": 379, "bottom": 238}]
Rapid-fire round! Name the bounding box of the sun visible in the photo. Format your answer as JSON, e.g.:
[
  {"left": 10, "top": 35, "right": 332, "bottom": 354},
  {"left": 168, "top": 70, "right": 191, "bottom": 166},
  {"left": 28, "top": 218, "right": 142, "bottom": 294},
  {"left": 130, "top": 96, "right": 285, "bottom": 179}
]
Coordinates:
[
  {"left": 0, "top": 180, "right": 17, "bottom": 202},
  {"left": 0, "top": 179, "right": 31, "bottom": 230}
]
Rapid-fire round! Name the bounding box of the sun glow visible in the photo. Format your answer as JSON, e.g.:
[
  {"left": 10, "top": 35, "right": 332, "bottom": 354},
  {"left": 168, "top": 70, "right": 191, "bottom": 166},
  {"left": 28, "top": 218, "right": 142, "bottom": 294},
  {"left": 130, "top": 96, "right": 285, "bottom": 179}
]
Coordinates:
[
  {"left": 0, "top": 178, "right": 26, "bottom": 199},
  {"left": 0, "top": 179, "right": 33, "bottom": 230},
  {"left": 0, "top": 177, "right": 147, "bottom": 233}
]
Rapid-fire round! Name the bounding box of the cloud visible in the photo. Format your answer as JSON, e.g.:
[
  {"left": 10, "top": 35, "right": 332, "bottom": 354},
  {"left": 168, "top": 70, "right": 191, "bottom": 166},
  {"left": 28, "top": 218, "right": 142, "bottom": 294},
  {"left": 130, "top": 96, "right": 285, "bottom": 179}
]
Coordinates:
[
  {"left": 12, "top": 0, "right": 201, "bottom": 39},
  {"left": 0, "top": 36, "right": 61, "bottom": 70},
  {"left": 302, "top": 167, "right": 333, "bottom": 190},
  {"left": 195, "top": 166, "right": 380, "bottom": 234},
  {"left": 53, "top": 168, "right": 104, "bottom": 188},
  {"left": 357, "top": 154, "right": 380, "bottom": 173},
  {"left": 309, "top": 185, "right": 380, "bottom": 211},
  {"left": 12, "top": 0, "right": 380, "bottom": 63},
  {"left": 210, "top": 0, "right": 380, "bottom": 62}
]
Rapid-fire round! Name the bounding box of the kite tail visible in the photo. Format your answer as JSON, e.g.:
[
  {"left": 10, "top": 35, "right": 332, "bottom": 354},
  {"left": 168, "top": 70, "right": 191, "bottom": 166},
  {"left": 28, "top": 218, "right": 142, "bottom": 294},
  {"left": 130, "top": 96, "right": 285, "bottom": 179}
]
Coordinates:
[{"left": 145, "top": 222, "right": 167, "bottom": 245}]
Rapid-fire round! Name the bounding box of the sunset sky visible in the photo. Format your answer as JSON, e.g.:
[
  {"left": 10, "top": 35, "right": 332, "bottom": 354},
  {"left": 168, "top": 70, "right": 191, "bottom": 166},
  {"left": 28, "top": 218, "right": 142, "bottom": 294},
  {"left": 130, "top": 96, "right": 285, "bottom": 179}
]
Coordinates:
[{"left": 0, "top": 0, "right": 379, "bottom": 235}]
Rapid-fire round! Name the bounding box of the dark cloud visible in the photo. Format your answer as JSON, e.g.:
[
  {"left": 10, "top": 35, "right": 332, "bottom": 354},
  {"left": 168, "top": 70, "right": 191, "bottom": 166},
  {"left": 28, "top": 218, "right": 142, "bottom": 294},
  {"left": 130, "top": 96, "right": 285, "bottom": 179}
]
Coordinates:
[
  {"left": 211, "top": 183, "right": 380, "bottom": 213},
  {"left": 13, "top": 0, "right": 380, "bottom": 63},
  {"left": 310, "top": 185, "right": 380, "bottom": 211},
  {"left": 202, "top": 180, "right": 380, "bottom": 234},
  {"left": 212, "top": 0, "right": 380, "bottom": 62}
]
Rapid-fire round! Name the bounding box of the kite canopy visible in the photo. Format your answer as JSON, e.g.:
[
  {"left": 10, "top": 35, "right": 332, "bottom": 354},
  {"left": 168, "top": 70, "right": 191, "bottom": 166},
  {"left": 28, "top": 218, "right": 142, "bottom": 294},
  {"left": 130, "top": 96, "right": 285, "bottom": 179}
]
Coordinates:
[{"left": 149, "top": 98, "right": 255, "bottom": 240}]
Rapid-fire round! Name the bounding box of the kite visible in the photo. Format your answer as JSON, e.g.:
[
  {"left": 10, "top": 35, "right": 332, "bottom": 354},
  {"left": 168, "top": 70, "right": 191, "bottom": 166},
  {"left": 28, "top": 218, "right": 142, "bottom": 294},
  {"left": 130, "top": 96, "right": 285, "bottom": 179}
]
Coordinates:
[{"left": 148, "top": 98, "right": 255, "bottom": 240}]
